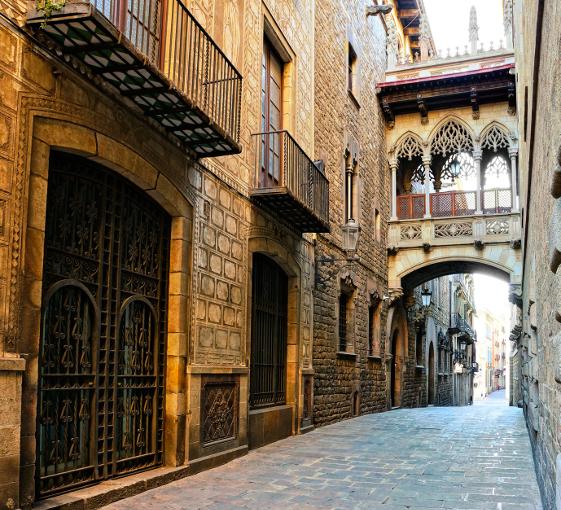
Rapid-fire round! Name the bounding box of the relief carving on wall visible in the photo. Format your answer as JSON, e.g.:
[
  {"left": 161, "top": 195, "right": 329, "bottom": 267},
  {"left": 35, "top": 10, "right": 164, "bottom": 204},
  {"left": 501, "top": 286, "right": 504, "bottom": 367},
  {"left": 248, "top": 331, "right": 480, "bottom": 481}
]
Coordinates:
[{"left": 201, "top": 378, "right": 239, "bottom": 445}]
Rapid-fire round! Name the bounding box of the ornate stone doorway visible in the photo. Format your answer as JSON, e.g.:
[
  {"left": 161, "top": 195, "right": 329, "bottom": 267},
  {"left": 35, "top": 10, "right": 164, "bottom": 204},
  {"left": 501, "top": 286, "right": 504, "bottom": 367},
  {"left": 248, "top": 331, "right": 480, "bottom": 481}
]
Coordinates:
[{"left": 37, "top": 152, "right": 170, "bottom": 497}]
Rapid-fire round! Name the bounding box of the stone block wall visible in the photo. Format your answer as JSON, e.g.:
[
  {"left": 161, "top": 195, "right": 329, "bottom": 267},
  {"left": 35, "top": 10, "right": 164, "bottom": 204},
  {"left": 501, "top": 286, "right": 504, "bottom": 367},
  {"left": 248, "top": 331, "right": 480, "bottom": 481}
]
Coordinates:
[
  {"left": 312, "top": 0, "right": 391, "bottom": 425},
  {"left": 514, "top": 1, "right": 561, "bottom": 506}
]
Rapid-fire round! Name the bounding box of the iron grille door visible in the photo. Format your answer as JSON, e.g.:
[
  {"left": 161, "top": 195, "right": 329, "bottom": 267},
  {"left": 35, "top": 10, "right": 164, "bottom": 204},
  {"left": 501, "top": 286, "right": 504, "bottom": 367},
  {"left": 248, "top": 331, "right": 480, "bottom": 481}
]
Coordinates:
[
  {"left": 249, "top": 254, "right": 288, "bottom": 408},
  {"left": 38, "top": 152, "right": 170, "bottom": 497}
]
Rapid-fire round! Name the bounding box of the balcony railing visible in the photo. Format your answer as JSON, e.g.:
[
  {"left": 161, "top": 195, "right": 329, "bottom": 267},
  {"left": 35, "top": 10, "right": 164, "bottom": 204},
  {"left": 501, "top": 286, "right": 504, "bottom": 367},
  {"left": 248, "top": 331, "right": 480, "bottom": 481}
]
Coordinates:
[
  {"left": 448, "top": 313, "right": 475, "bottom": 341},
  {"left": 397, "top": 193, "right": 425, "bottom": 219},
  {"left": 396, "top": 188, "right": 512, "bottom": 220},
  {"left": 482, "top": 188, "right": 512, "bottom": 214},
  {"left": 28, "top": 0, "right": 242, "bottom": 157},
  {"left": 250, "top": 131, "right": 329, "bottom": 233},
  {"left": 431, "top": 191, "right": 476, "bottom": 217}
]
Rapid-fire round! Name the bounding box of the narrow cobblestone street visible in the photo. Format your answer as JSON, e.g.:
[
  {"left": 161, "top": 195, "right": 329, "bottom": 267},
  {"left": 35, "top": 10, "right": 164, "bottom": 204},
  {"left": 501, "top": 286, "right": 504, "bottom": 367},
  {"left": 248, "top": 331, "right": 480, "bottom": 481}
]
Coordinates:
[{"left": 104, "top": 392, "right": 542, "bottom": 510}]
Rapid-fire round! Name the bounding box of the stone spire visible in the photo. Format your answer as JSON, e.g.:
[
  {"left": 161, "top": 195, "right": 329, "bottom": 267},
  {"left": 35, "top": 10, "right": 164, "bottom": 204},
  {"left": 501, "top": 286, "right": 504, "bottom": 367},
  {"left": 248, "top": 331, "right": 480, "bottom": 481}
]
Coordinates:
[
  {"left": 419, "top": 14, "right": 430, "bottom": 61},
  {"left": 503, "top": 0, "right": 513, "bottom": 49},
  {"left": 469, "top": 6, "right": 479, "bottom": 54},
  {"left": 386, "top": 16, "right": 399, "bottom": 69}
]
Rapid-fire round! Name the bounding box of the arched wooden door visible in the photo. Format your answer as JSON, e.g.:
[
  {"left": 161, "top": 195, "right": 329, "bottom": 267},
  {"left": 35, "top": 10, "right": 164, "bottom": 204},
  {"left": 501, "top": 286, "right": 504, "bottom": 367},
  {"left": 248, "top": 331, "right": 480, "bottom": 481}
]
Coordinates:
[
  {"left": 37, "top": 152, "right": 170, "bottom": 497},
  {"left": 249, "top": 254, "right": 288, "bottom": 409}
]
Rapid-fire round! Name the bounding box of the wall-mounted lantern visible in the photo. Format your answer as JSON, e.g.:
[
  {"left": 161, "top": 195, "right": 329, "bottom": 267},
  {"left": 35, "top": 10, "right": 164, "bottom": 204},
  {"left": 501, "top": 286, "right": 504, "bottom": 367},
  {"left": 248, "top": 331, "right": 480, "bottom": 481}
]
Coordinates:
[{"left": 342, "top": 220, "right": 360, "bottom": 259}]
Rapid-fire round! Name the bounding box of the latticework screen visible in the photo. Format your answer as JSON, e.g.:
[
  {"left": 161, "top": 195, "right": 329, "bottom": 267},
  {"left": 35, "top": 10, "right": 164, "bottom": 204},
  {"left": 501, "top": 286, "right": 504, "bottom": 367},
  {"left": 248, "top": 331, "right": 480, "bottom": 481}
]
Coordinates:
[
  {"left": 430, "top": 191, "right": 476, "bottom": 217},
  {"left": 397, "top": 194, "right": 425, "bottom": 219},
  {"left": 482, "top": 188, "right": 512, "bottom": 214}
]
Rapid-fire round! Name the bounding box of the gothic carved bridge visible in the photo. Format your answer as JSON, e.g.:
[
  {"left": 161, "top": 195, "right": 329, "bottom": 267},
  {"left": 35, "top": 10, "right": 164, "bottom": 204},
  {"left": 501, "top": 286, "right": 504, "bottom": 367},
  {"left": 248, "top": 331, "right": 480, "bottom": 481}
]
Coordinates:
[
  {"left": 378, "top": 50, "right": 522, "bottom": 296},
  {"left": 387, "top": 211, "right": 522, "bottom": 294}
]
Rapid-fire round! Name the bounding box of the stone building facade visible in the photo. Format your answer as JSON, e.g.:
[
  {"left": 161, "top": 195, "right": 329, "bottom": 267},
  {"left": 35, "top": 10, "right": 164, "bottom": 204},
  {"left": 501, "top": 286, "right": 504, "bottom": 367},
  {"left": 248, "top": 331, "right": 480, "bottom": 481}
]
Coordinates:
[
  {"left": 0, "top": 0, "right": 324, "bottom": 507},
  {"left": 409, "top": 274, "right": 476, "bottom": 409},
  {"left": 311, "top": 0, "right": 431, "bottom": 424},
  {"left": 475, "top": 305, "right": 509, "bottom": 400},
  {"left": 311, "top": 0, "right": 390, "bottom": 425},
  {"left": 0, "top": 0, "right": 550, "bottom": 508},
  {"left": 512, "top": 0, "right": 561, "bottom": 507}
]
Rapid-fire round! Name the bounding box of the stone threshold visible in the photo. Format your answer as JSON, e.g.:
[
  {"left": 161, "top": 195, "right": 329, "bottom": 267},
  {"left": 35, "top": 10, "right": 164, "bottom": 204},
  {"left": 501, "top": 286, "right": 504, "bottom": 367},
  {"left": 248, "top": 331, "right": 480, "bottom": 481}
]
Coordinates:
[{"left": 33, "top": 445, "right": 248, "bottom": 510}]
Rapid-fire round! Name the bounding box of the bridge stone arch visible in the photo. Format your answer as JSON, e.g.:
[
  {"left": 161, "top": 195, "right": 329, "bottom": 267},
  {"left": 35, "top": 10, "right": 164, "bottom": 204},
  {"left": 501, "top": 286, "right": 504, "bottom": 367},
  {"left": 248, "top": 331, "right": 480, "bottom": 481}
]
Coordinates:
[{"left": 388, "top": 243, "right": 522, "bottom": 292}]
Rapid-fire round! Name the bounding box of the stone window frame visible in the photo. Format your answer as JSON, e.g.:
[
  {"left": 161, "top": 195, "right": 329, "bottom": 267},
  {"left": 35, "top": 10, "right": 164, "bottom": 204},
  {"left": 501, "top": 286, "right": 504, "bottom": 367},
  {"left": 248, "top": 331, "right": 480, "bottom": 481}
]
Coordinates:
[
  {"left": 262, "top": 6, "right": 297, "bottom": 135},
  {"left": 374, "top": 207, "right": 382, "bottom": 243},
  {"left": 344, "top": 149, "right": 358, "bottom": 223},
  {"left": 342, "top": 134, "right": 360, "bottom": 226},
  {"left": 19, "top": 115, "right": 193, "bottom": 502}
]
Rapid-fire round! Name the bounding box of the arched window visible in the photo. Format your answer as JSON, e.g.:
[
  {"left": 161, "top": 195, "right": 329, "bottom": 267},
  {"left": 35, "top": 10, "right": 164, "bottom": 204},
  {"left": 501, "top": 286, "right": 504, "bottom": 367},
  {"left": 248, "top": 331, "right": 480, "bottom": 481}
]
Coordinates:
[
  {"left": 430, "top": 120, "right": 474, "bottom": 156},
  {"left": 483, "top": 155, "right": 510, "bottom": 189},
  {"left": 482, "top": 155, "right": 512, "bottom": 213},
  {"left": 440, "top": 152, "right": 476, "bottom": 189}
]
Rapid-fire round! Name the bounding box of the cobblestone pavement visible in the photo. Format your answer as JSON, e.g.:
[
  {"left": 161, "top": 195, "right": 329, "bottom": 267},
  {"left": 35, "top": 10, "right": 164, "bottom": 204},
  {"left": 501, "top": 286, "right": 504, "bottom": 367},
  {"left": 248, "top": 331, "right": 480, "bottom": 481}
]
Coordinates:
[{"left": 104, "top": 391, "right": 542, "bottom": 510}]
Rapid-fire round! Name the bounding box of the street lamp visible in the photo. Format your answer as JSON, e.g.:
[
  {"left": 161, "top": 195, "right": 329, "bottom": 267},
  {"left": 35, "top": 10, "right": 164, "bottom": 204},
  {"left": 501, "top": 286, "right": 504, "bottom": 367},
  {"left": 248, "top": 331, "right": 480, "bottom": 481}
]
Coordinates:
[
  {"left": 421, "top": 286, "right": 432, "bottom": 308},
  {"left": 459, "top": 338, "right": 467, "bottom": 351}
]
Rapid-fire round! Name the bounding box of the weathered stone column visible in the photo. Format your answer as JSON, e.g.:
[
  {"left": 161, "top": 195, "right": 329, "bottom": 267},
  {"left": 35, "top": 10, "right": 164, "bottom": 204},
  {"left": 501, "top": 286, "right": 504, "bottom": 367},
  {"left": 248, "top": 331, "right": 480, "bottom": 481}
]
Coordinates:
[
  {"left": 473, "top": 147, "right": 483, "bottom": 214},
  {"left": 390, "top": 160, "right": 398, "bottom": 220},
  {"left": 422, "top": 156, "right": 431, "bottom": 218},
  {"left": 509, "top": 147, "right": 519, "bottom": 212}
]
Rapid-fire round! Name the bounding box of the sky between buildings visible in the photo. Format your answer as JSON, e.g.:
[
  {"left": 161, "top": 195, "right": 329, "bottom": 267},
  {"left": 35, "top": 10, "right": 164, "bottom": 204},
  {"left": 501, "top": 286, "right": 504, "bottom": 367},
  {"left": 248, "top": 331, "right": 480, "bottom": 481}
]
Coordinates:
[{"left": 423, "top": 0, "right": 505, "bottom": 53}]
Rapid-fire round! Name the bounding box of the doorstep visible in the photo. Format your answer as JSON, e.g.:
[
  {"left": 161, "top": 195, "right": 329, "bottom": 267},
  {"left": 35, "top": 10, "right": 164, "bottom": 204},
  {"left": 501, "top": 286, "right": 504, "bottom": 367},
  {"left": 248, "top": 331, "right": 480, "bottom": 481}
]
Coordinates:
[{"left": 33, "top": 445, "right": 247, "bottom": 510}]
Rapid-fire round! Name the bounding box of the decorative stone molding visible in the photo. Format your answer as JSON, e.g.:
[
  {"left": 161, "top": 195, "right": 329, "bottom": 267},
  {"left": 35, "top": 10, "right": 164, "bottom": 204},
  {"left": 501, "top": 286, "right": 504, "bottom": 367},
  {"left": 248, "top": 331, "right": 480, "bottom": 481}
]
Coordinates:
[
  {"left": 430, "top": 119, "right": 474, "bottom": 156},
  {"left": 386, "top": 287, "right": 403, "bottom": 307},
  {"left": 389, "top": 214, "right": 520, "bottom": 249},
  {"left": 339, "top": 268, "right": 358, "bottom": 293},
  {"left": 481, "top": 124, "right": 511, "bottom": 152}
]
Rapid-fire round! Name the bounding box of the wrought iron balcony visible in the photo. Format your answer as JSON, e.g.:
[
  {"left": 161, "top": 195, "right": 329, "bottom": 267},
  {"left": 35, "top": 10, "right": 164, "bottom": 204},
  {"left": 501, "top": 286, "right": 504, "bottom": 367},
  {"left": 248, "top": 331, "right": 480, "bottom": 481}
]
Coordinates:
[
  {"left": 28, "top": 0, "right": 242, "bottom": 157},
  {"left": 448, "top": 313, "right": 475, "bottom": 341},
  {"left": 251, "top": 131, "right": 330, "bottom": 233}
]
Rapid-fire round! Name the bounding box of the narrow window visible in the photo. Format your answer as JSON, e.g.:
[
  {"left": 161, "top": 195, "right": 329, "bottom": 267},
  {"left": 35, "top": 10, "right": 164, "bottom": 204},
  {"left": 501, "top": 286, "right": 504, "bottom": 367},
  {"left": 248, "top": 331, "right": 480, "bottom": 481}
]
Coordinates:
[
  {"left": 374, "top": 208, "right": 381, "bottom": 241},
  {"left": 261, "top": 38, "right": 283, "bottom": 187},
  {"left": 344, "top": 152, "right": 356, "bottom": 223},
  {"left": 415, "top": 331, "right": 423, "bottom": 366},
  {"left": 368, "top": 305, "right": 375, "bottom": 356},
  {"left": 347, "top": 42, "right": 357, "bottom": 95},
  {"left": 368, "top": 303, "right": 381, "bottom": 356},
  {"left": 339, "top": 293, "right": 349, "bottom": 352}
]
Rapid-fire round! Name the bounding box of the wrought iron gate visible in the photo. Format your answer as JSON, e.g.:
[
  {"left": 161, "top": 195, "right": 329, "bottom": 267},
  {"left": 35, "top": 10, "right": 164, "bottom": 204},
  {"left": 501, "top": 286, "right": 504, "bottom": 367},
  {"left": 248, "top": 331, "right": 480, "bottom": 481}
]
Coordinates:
[
  {"left": 249, "top": 254, "right": 288, "bottom": 408},
  {"left": 37, "top": 152, "right": 170, "bottom": 497}
]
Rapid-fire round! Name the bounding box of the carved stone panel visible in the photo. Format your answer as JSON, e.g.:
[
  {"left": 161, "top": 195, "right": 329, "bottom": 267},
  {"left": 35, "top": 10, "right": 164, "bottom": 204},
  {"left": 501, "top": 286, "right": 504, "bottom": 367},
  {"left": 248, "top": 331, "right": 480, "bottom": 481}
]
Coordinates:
[{"left": 201, "top": 377, "right": 239, "bottom": 445}]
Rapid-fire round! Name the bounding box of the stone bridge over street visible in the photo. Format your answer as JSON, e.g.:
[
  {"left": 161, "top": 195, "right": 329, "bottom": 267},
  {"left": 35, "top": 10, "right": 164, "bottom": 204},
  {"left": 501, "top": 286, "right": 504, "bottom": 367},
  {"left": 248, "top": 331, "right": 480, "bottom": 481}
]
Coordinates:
[{"left": 387, "top": 212, "right": 522, "bottom": 292}]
